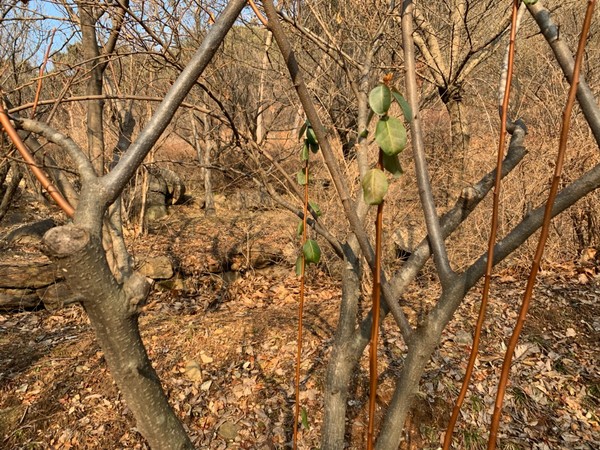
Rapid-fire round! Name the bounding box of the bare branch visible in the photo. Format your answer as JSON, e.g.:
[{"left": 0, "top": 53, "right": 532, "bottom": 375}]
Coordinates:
[
  {"left": 101, "top": 0, "right": 248, "bottom": 207},
  {"left": 402, "top": 1, "right": 454, "bottom": 284}
]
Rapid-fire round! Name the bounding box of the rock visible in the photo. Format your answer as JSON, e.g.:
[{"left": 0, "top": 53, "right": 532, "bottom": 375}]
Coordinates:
[
  {"left": 137, "top": 256, "right": 174, "bottom": 280},
  {"left": 3, "top": 218, "right": 56, "bottom": 245},
  {"left": 454, "top": 330, "right": 473, "bottom": 345},
  {"left": 130, "top": 166, "right": 186, "bottom": 224},
  {"left": 184, "top": 360, "right": 203, "bottom": 382},
  {"left": 156, "top": 275, "right": 185, "bottom": 291},
  {"left": 36, "top": 282, "right": 82, "bottom": 311},
  {"left": 0, "top": 288, "right": 41, "bottom": 310},
  {"left": 0, "top": 262, "right": 60, "bottom": 289},
  {"left": 217, "top": 421, "right": 241, "bottom": 441},
  {"left": 229, "top": 245, "right": 284, "bottom": 271}
]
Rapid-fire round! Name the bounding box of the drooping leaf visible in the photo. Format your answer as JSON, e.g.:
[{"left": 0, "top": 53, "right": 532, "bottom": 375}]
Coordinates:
[
  {"left": 310, "top": 142, "right": 319, "bottom": 153},
  {"left": 298, "top": 121, "right": 308, "bottom": 140},
  {"left": 297, "top": 168, "right": 308, "bottom": 185},
  {"left": 300, "top": 142, "right": 310, "bottom": 161},
  {"left": 302, "top": 239, "right": 321, "bottom": 264},
  {"left": 362, "top": 168, "right": 388, "bottom": 205},
  {"left": 301, "top": 407, "right": 310, "bottom": 430},
  {"left": 391, "top": 89, "right": 413, "bottom": 122},
  {"left": 306, "top": 126, "right": 318, "bottom": 145},
  {"left": 308, "top": 201, "right": 322, "bottom": 217},
  {"left": 295, "top": 255, "right": 304, "bottom": 276},
  {"left": 297, "top": 220, "right": 304, "bottom": 237},
  {"left": 383, "top": 153, "right": 403, "bottom": 179},
  {"left": 369, "top": 84, "right": 391, "bottom": 115},
  {"left": 376, "top": 116, "right": 407, "bottom": 156}
]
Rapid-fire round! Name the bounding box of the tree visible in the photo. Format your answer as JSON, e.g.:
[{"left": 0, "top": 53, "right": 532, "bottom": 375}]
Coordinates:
[
  {"left": 260, "top": 0, "right": 600, "bottom": 448},
  {"left": 1, "top": 0, "right": 599, "bottom": 449},
  {"left": 2, "top": 1, "right": 247, "bottom": 448}
]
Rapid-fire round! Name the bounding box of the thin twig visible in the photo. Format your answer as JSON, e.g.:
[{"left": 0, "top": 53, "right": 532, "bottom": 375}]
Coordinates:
[
  {"left": 367, "top": 151, "right": 384, "bottom": 450},
  {"left": 443, "top": 1, "right": 520, "bottom": 447},
  {"left": 262, "top": 0, "right": 413, "bottom": 342},
  {"left": 31, "top": 28, "right": 56, "bottom": 118},
  {"left": 293, "top": 154, "right": 309, "bottom": 450},
  {"left": 0, "top": 99, "right": 74, "bottom": 217},
  {"left": 488, "top": 2, "right": 595, "bottom": 448}
]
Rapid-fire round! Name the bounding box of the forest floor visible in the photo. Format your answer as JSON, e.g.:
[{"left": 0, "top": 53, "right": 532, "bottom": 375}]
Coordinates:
[{"left": 0, "top": 194, "right": 599, "bottom": 449}]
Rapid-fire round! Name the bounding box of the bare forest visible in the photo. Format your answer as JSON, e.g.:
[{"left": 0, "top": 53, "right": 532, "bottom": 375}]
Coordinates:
[{"left": 0, "top": 1, "right": 599, "bottom": 449}]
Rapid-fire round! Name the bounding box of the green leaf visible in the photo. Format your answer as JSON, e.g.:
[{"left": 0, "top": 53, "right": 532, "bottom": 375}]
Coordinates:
[
  {"left": 383, "top": 153, "right": 403, "bottom": 179},
  {"left": 369, "top": 84, "right": 392, "bottom": 115},
  {"left": 376, "top": 116, "right": 407, "bottom": 156},
  {"left": 301, "top": 407, "right": 310, "bottom": 430},
  {"left": 522, "top": 0, "right": 538, "bottom": 4},
  {"left": 308, "top": 201, "right": 322, "bottom": 217},
  {"left": 295, "top": 255, "right": 304, "bottom": 276},
  {"left": 297, "top": 220, "right": 304, "bottom": 237},
  {"left": 302, "top": 239, "right": 321, "bottom": 264},
  {"left": 362, "top": 168, "right": 388, "bottom": 205},
  {"left": 310, "top": 142, "right": 319, "bottom": 153},
  {"left": 391, "top": 89, "right": 413, "bottom": 122},
  {"left": 306, "top": 126, "right": 318, "bottom": 145},
  {"left": 300, "top": 142, "right": 310, "bottom": 161},
  {"left": 297, "top": 168, "right": 308, "bottom": 185},
  {"left": 298, "top": 121, "right": 308, "bottom": 140}
]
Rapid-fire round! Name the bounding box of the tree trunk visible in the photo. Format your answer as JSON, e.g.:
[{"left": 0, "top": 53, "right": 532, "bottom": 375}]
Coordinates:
[
  {"left": 43, "top": 225, "right": 193, "bottom": 450},
  {"left": 443, "top": 96, "right": 470, "bottom": 204},
  {"left": 375, "top": 286, "right": 463, "bottom": 449},
  {"left": 0, "top": 162, "right": 22, "bottom": 222},
  {"left": 322, "top": 248, "right": 362, "bottom": 449},
  {"left": 79, "top": 3, "right": 105, "bottom": 175}
]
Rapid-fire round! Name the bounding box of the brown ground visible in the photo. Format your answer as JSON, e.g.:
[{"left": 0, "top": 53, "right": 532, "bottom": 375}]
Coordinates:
[{"left": 0, "top": 194, "right": 599, "bottom": 449}]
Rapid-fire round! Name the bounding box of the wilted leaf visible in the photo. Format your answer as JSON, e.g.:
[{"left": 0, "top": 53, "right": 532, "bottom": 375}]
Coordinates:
[
  {"left": 308, "top": 201, "right": 322, "bottom": 217},
  {"left": 300, "top": 143, "right": 309, "bottom": 161},
  {"left": 306, "top": 126, "right": 318, "bottom": 145},
  {"left": 362, "top": 168, "right": 388, "bottom": 205},
  {"left": 297, "top": 168, "right": 308, "bottom": 185},
  {"left": 301, "top": 407, "right": 310, "bottom": 430},
  {"left": 383, "top": 153, "right": 403, "bottom": 179},
  {"left": 376, "top": 116, "right": 407, "bottom": 156},
  {"left": 297, "top": 220, "right": 304, "bottom": 238},
  {"left": 369, "top": 84, "right": 391, "bottom": 115},
  {"left": 298, "top": 121, "right": 308, "bottom": 140}
]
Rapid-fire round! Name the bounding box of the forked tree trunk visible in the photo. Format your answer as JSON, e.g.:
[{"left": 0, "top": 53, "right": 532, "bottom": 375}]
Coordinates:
[{"left": 43, "top": 225, "right": 193, "bottom": 450}]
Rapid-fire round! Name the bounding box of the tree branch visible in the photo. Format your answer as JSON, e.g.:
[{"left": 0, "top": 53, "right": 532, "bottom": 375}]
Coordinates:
[{"left": 402, "top": 1, "right": 454, "bottom": 285}]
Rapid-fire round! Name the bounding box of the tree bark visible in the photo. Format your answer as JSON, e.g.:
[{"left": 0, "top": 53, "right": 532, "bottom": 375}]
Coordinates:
[
  {"left": 321, "top": 248, "right": 362, "bottom": 449},
  {"left": 43, "top": 225, "right": 193, "bottom": 450},
  {"left": 443, "top": 94, "right": 471, "bottom": 204},
  {"left": 78, "top": 3, "right": 105, "bottom": 175}
]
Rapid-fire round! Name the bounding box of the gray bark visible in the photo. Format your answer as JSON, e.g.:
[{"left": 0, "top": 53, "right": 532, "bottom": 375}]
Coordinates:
[
  {"left": 43, "top": 225, "right": 193, "bottom": 449},
  {"left": 321, "top": 247, "right": 363, "bottom": 449}
]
